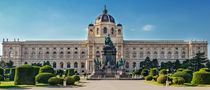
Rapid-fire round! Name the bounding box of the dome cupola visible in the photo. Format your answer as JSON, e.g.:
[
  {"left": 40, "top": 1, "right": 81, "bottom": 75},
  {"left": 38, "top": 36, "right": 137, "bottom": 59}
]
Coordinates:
[{"left": 96, "top": 5, "right": 115, "bottom": 23}]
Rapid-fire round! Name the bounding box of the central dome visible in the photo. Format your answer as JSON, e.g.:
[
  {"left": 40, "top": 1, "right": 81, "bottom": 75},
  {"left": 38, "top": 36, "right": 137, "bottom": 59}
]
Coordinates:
[{"left": 96, "top": 6, "right": 115, "bottom": 23}]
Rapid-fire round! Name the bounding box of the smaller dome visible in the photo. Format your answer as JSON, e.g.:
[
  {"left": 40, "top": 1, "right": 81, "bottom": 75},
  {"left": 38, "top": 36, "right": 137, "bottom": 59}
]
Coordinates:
[
  {"left": 117, "top": 23, "right": 122, "bottom": 26},
  {"left": 88, "top": 23, "right": 94, "bottom": 26},
  {"left": 95, "top": 5, "right": 115, "bottom": 23}
]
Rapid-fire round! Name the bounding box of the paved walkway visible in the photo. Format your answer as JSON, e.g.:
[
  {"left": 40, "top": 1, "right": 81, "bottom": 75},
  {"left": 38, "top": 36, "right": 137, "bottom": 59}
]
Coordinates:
[{"left": 4, "top": 80, "right": 210, "bottom": 90}]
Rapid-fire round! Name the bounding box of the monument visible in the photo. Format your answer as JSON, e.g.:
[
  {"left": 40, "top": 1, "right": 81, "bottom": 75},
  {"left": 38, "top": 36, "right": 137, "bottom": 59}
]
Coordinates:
[{"left": 89, "top": 35, "right": 128, "bottom": 79}]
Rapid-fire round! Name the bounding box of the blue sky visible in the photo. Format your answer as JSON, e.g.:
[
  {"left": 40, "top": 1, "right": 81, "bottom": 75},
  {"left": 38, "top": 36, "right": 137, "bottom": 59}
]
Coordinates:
[{"left": 0, "top": 0, "right": 210, "bottom": 58}]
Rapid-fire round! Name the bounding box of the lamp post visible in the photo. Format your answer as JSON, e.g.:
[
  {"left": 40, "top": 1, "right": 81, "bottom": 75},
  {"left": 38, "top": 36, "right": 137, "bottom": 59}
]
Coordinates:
[{"left": 166, "top": 69, "right": 169, "bottom": 86}]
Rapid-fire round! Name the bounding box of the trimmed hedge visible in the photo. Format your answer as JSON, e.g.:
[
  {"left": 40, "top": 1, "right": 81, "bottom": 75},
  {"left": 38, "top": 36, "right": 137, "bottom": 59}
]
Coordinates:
[
  {"left": 14, "top": 64, "right": 35, "bottom": 85},
  {"left": 141, "top": 69, "right": 149, "bottom": 77},
  {"left": 159, "top": 69, "right": 167, "bottom": 75},
  {"left": 65, "top": 76, "right": 75, "bottom": 85},
  {"left": 149, "top": 68, "right": 158, "bottom": 76},
  {"left": 191, "top": 68, "right": 210, "bottom": 84},
  {"left": 176, "top": 68, "right": 184, "bottom": 72},
  {"left": 35, "top": 73, "right": 55, "bottom": 84},
  {"left": 145, "top": 75, "right": 153, "bottom": 81},
  {"left": 48, "top": 77, "right": 62, "bottom": 85},
  {"left": 73, "top": 75, "right": 80, "bottom": 81},
  {"left": 172, "top": 72, "right": 192, "bottom": 83},
  {"left": 39, "top": 65, "right": 54, "bottom": 74},
  {"left": 172, "top": 77, "right": 185, "bottom": 85},
  {"left": 183, "top": 69, "right": 193, "bottom": 75},
  {"left": 4, "top": 68, "right": 10, "bottom": 74}
]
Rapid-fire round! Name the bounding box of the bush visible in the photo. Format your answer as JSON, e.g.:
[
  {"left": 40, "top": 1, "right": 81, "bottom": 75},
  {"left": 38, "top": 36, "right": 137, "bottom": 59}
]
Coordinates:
[
  {"left": 153, "top": 75, "right": 159, "bottom": 81},
  {"left": 4, "top": 68, "right": 10, "bottom": 74},
  {"left": 65, "top": 76, "right": 75, "bottom": 85},
  {"left": 39, "top": 65, "right": 54, "bottom": 74},
  {"left": 14, "top": 64, "right": 35, "bottom": 85},
  {"left": 191, "top": 68, "right": 210, "bottom": 84},
  {"left": 199, "top": 68, "right": 210, "bottom": 72},
  {"left": 157, "top": 75, "right": 168, "bottom": 84},
  {"left": 145, "top": 75, "right": 153, "bottom": 81},
  {"left": 66, "top": 69, "right": 76, "bottom": 76},
  {"left": 48, "top": 77, "right": 62, "bottom": 85},
  {"left": 172, "top": 72, "right": 192, "bottom": 83},
  {"left": 141, "top": 69, "right": 149, "bottom": 77},
  {"left": 35, "top": 73, "right": 55, "bottom": 84},
  {"left": 176, "top": 68, "right": 184, "bottom": 72},
  {"left": 0, "top": 67, "right": 4, "bottom": 75},
  {"left": 149, "top": 68, "right": 158, "bottom": 76},
  {"left": 159, "top": 69, "right": 167, "bottom": 75},
  {"left": 172, "top": 77, "right": 185, "bottom": 85},
  {"left": 73, "top": 75, "right": 80, "bottom": 81},
  {"left": 0, "top": 75, "right": 4, "bottom": 81},
  {"left": 33, "top": 66, "right": 40, "bottom": 76}
]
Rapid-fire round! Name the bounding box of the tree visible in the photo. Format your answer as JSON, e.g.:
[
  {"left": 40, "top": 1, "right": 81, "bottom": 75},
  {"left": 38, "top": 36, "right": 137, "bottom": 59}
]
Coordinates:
[
  {"left": 140, "top": 57, "right": 152, "bottom": 69},
  {"left": 43, "top": 61, "right": 51, "bottom": 66},
  {"left": 190, "top": 52, "right": 207, "bottom": 71},
  {"left": 151, "top": 59, "right": 159, "bottom": 68},
  {"left": 174, "top": 59, "right": 181, "bottom": 69},
  {"left": 205, "top": 60, "right": 210, "bottom": 69},
  {"left": 6, "top": 60, "right": 14, "bottom": 68},
  {"left": 0, "top": 60, "right": 6, "bottom": 68}
]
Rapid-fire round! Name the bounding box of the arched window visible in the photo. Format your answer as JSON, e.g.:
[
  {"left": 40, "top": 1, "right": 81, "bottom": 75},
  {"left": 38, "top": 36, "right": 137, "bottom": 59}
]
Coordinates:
[
  {"left": 125, "top": 62, "right": 129, "bottom": 68},
  {"left": 81, "top": 62, "right": 85, "bottom": 68},
  {"left": 96, "top": 51, "right": 100, "bottom": 58},
  {"left": 182, "top": 51, "right": 186, "bottom": 58},
  {"left": 132, "top": 62, "right": 136, "bottom": 68},
  {"left": 103, "top": 27, "right": 107, "bottom": 34},
  {"left": 168, "top": 52, "right": 172, "bottom": 59},
  {"left": 160, "top": 51, "right": 165, "bottom": 59},
  {"left": 140, "top": 52, "right": 144, "bottom": 59},
  {"left": 96, "top": 28, "right": 99, "bottom": 35},
  {"left": 132, "top": 51, "right": 137, "bottom": 58},
  {"left": 74, "top": 62, "right": 78, "bottom": 68},
  {"left": 53, "top": 62, "right": 56, "bottom": 68},
  {"left": 24, "top": 62, "right": 28, "bottom": 64},
  {"left": 67, "top": 62, "right": 71, "bottom": 68},
  {"left": 59, "top": 51, "right": 64, "bottom": 58},
  {"left": 146, "top": 51, "right": 151, "bottom": 57},
  {"left": 60, "top": 62, "right": 63, "bottom": 68},
  {"left": 111, "top": 28, "right": 114, "bottom": 35},
  {"left": 153, "top": 51, "right": 158, "bottom": 59},
  {"left": 118, "top": 29, "right": 121, "bottom": 35},
  {"left": 174, "top": 51, "right": 179, "bottom": 59}
]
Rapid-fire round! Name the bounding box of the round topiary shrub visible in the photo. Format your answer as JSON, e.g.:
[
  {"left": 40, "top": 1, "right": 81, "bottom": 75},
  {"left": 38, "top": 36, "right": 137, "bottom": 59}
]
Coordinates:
[
  {"left": 191, "top": 70, "right": 210, "bottom": 84},
  {"left": 65, "top": 76, "right": 75, "bottom": 85},
  {"left": 157, "top": 75, "right": 168, "bottom": 84},
  {"left": 159, "top": 69, "right": 167, "bottom": 75},
  {"left": 199, "top": 68, "right": 210, "bottom": 72},
  {"left": 39, "top": 65, "right": 54, "bottom": 74},
  {"left": 141, "top": 69, "right": 149, "bottom": 77},
  {"left": 14, "top": 64, "right": 35, "bottom": 85},
  {"left": 145, "top": 75, "right": 153, "bottom": 81},
  {"left": 149, "top": 68, "right": 158, "bottom": 76},
  {"left": 48, "top": 77, "right": 62, "bottom": 85},
  {"left": 172, "top": 77, "right": 185, "bottom": 85},
  {"left": 36, "top": 73, "right": 55, "bottom": 84},
  {"left": 172, "top": 72, "right": 192, "bottom": 83},
  {"left": 73, "top": 75, "right": 80, "bottom": 81}
]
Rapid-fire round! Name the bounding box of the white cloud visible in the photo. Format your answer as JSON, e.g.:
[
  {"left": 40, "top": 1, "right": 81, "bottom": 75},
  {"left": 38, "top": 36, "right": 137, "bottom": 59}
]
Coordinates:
[{"left": 142, "top": 24, "right": 155, "bottom": 31}]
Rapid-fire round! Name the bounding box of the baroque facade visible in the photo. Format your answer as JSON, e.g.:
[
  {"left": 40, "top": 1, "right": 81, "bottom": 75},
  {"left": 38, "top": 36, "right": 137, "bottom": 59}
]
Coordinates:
[{"left": 1, "top": 7, "right": 208, "bottom": 73}]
